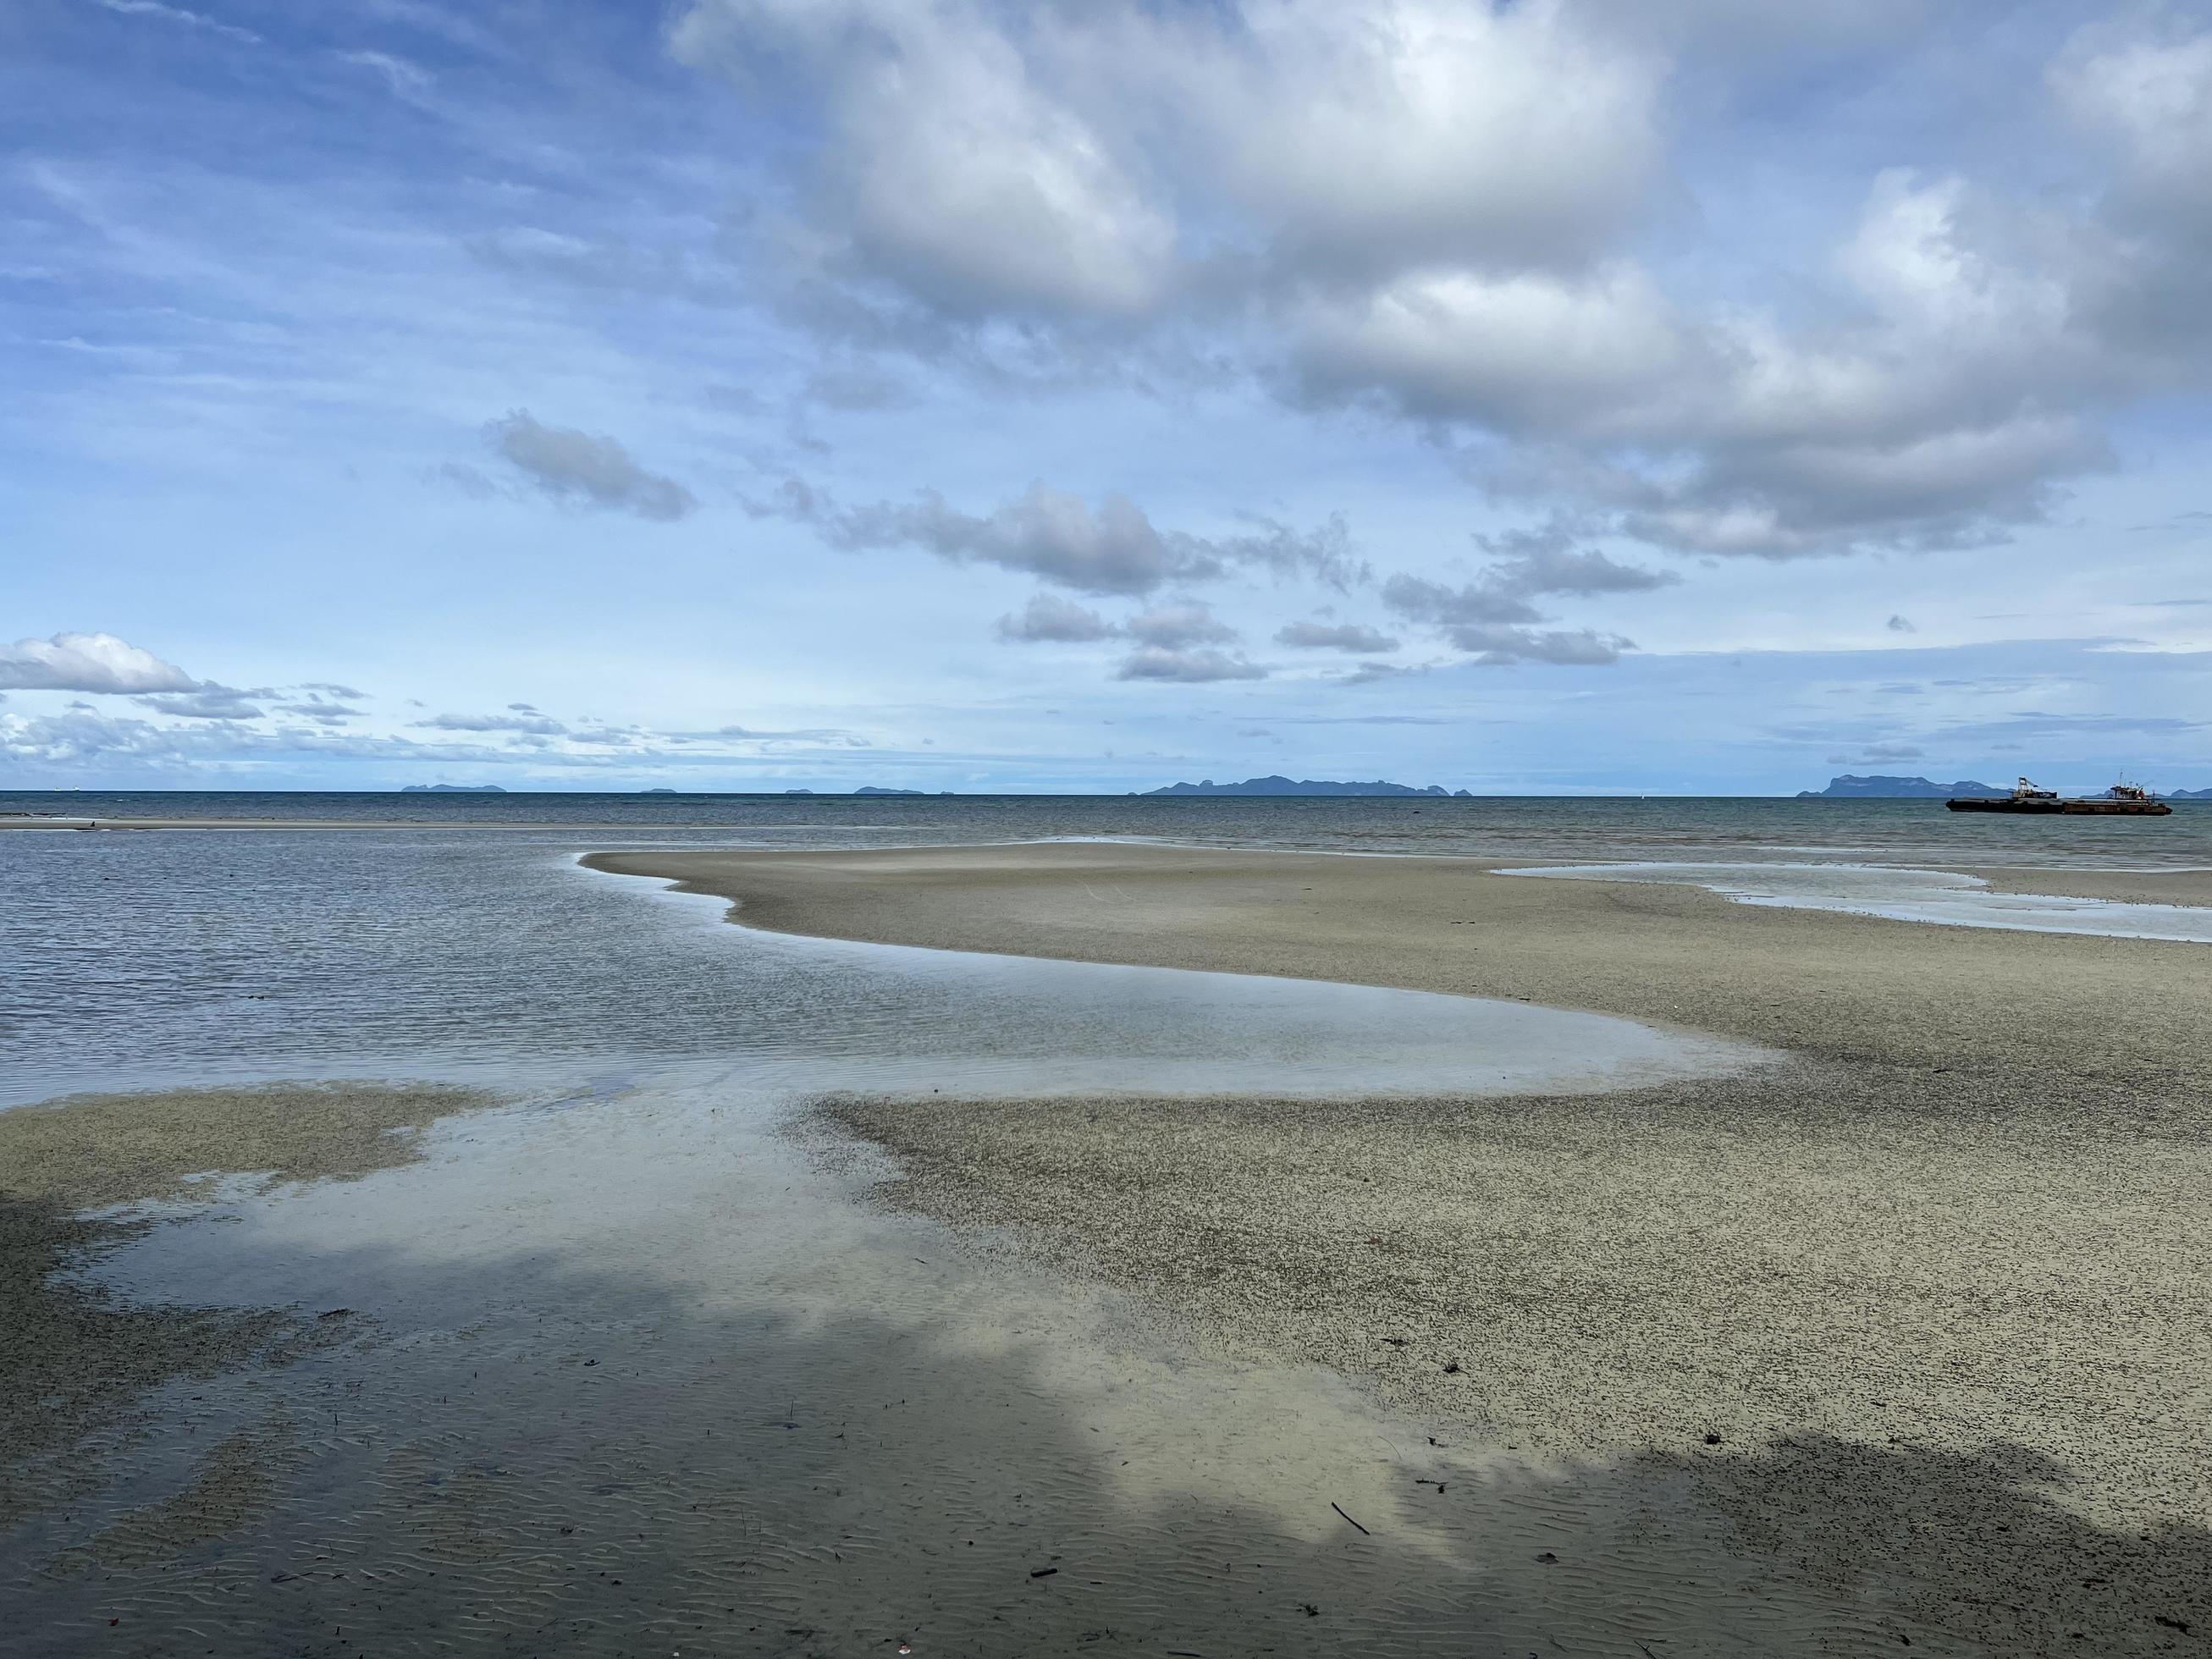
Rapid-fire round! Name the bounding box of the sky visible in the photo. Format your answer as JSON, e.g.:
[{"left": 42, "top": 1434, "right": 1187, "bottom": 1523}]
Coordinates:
[{"left": 3, "top": 0, "right": 2209, "bottom": 795}]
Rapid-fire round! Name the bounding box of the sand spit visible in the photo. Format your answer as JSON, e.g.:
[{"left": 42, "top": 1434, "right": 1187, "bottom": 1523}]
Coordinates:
[
  {"left": 588, "top": 843, "right": 2212, "bottom": 1655},
  {"left": 1964, "top": 863, "right": 2212, "bottom": 907},
  {"left": 0, "top": 1083, "right": 499, "bottom": 1524},
  {"left": 582, "top": 842, "right": 2212, "bottom": 1077}
]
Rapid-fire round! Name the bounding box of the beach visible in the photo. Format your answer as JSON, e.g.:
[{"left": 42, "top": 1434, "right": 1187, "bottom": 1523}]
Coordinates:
[
  {"left": 4, "top": 825, "right": 2209, "bottom": 1656},
  {"left": 588, "top": 841, "right": 2212, "bottom": 1653}
]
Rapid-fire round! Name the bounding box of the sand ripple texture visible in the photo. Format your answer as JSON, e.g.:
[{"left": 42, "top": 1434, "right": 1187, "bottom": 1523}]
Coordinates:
[{"left": 3, "top": 1078, "right": 1970, "bottom": 1658}]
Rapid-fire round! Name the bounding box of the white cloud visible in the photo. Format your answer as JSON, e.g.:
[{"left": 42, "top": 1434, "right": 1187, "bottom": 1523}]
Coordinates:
[
  {"left": 1275, "top": 620, "right": 1399, "bottom": 653},
  {"left": 97, "top": 0, "right": 261, "bottom": 47},
  {"left": 0, "top": 631, "right": 201, "bottom": 694},
  {"left": 1177, "top": 0, "right": 1661, "bottom": 276},
  {"left": 816, "top": 482, "right": 1201, "bottom": 596},
  {"left": 2052, "top": 24, "right": 2212, "bottom": 195},
  {"left": 672, "top": 1, "right": 1173, "bottom": 319},
  {"left": 661, "top": 5, "right": 2212, "bottom": 567},
  {"left": 1379, "top": 524, "right": 1664, "bottom": 664},
  {"left": 996, "top": 594, "right": 1117, "bottom": 642},
  {"left": 1381, "top": 527, "right": 1670, "bottom": 656},
  {"left": 1294, "top": 263, "right": 1686, "bottom": 431},
  {"left": 135, "top": 689, "right": 267, "bottom": 719},
  {"left": 415, "top": 710, "right": 570, "bottom": 736},
  {"left": 1125, "top": 604, "right": 1235, "bottom": 649},
  {"left": 1114, "top": 646, "right": 1267, "bottom": 683},
  {"left": 488, "top": 411, "right": 698, "bottom": 521},
  {"left": 753, "top": 477, "right": 1356, "bottom": 598}
]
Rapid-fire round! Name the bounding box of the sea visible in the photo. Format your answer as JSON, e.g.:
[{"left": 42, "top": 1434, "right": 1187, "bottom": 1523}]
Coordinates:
[{"left": 8, "top": 788, "right": 2212, "bottom": 867}]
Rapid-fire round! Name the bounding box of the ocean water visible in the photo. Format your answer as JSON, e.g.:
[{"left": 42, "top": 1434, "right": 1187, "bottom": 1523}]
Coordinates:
[
  {"left": 0, "top": 831, "right": 1760, "bottom": 1107},
  {"left": 7, "top": 789, "right": 2211, "bottom": 869}
]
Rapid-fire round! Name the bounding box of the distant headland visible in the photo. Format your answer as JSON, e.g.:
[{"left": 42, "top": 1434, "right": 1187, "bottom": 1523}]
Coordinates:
[
  {"left": 400, "top": 783, "right": 506, "bottom": 793},
  {"left": 1145, "top": 775, "right": 1470, "bottom": 797},
  {"left": 1797, "top": 774, "right": 2005, "bottom": 799}
]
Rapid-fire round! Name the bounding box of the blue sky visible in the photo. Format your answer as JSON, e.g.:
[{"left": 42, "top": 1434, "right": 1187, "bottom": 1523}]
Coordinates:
[{"left": 3, "top": 0, "right": 2208, "bottom": 793}]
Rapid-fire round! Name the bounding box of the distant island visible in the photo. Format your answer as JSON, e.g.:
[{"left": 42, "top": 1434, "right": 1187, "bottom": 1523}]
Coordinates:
[
  {"left": 852, "top": 786, "right": 928, "bottom": 796},
  {"left": 1146, "top": 775, "right": 1471, "bottom": 797},
  {"left": 400, "top": 783, "right": 506, "bottom": 793},
  {"left": 1798, "top": 774, "right": 2005, "bottom": 799},
  {"left": 641, "top": 787, "right": 677, "bottom": 795}
]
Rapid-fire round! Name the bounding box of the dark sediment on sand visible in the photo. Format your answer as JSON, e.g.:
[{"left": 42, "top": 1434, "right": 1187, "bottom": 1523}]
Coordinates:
[{"left": 0, "top": 1083, "right": 499, "bottom": 1528}]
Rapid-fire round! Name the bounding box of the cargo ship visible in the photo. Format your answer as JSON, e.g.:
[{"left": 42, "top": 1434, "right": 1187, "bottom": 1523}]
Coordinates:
[{"left": 1947, "top": 779, "right": 2172, "bottom": 815}]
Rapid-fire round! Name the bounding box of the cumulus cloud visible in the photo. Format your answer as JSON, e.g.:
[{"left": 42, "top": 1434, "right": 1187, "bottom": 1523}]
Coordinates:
[
  {"left": 1450, "top": 624, "right": 1633, "bottom": 666},
  {"left": 1275, "top": 620, "right": 1399, "bottom": 653},
  {"left": 0, "top": 709, "right": 470, "bottom": 772},
  {"left": 672, "top": 0, "right": 1174, "bottom": 322},
  {"left": 672, "top": 0, "right": 1657, "bottom": 321},
  {"left": 673, "top": 723, "right": 866, "bottom": 744},
  {"left": 995, "top": 593, "right": 1249, "bottom": 664},
  {"left": 1114, "top": 646, "right": 1267, "bottom": 683},
  {"left": 135, "top": 689, "right": 267, "bottom": 720},
  {"left": 1335, "top": 659, "right": 1426, "bottom": 685},
  {"left": 996, "top": 594, "right": 1117, "bottom": 642},
  {"left": 1380, "top": 526, "right": 1668, "bottom": 663},
  {"left": 0, "top": 631, "right": 201, "bottom": 694},
  {"left": 414, "top": 710, "right": 570, "bottom": 736},
  {"left": 663, "top": 3, "right": 2212, "bottom": 566},
  {"left": 1190, "top": 1, "right": 1660, "bottom": 277},
  {"left": 1312, "top": 175, "right": 2114, "bottom": 559},
  {"left": 1125, "top": 604, "right": 1235, "bottom": 649},
  {"left": 751, "top": 477, "right": 1356, "bottom": 597},
  {"left": 488, "top": 411, "right": 698, "bottom": 521},
  {"left": 273, "top": 703, "right": 361, "bottom": 726}
]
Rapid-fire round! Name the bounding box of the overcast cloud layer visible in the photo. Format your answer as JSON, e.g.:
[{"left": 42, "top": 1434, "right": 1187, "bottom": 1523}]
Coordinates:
[{"left": 3, "top": 1, "right": 2208, "bottom": 791}]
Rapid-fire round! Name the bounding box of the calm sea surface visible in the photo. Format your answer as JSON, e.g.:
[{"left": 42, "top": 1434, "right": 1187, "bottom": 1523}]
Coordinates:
[
  {"left": 8, "top": 790, "right": 2211, "bottom": 868},
  {"left": 1, "top": 823, "right": 1762, "bottom": 1108}
]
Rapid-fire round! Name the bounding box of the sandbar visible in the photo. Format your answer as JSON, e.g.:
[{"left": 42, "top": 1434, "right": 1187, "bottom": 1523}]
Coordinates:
[{"left": 588, "top": 841, "right": 2212, "bottom": 1655}]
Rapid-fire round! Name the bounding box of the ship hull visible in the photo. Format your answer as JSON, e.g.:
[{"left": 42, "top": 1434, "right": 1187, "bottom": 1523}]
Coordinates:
[{"left": 1947, "top": 798, "right": 2171, "bottom": 815}]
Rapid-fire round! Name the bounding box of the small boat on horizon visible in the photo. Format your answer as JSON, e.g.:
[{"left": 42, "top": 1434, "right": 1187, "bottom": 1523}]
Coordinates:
[{"left": 1947, "top": 778, "right": 2173, "bottom": 815}]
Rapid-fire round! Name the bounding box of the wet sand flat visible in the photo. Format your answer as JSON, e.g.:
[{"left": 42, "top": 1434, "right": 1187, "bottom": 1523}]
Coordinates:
[
  {"left": 0, "top": 1084, "right": 499, "bottom": 1530},
  {"left": 5, "top": 1070, "right": 1964, "bottom": 1659},
  {"left": 587, "top": 842, "right": 2212, "bottom": 1654}
]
